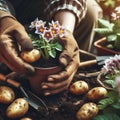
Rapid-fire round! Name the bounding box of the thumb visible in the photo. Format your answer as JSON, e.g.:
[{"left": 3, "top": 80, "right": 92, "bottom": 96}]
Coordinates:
[
  {"left": 14, "top": 26, "right": 34, "bottom": 51},
  {"left": 59, "top": 50, "right": 72, "bottom": 67}
]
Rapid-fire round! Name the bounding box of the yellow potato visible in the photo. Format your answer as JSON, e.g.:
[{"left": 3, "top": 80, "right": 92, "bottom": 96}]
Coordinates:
[
  {"left": 76, "top": 102, "right": 99, "bottom": 120},
  {"left": 21, "top": 49, "right": 41, "bottom": 63},
  {"left": 20, "top": 117, "right": 32, "bottom": 120},
  {"left": 0, "top": 86, "right": 15, "bottom": 104},
  {"left": 6, "top": 98, "right": 29, "bottom": 119},
  {"left": 69, "top": 81, "right": 89, "bottom": 95},
  {"left": 87, "top": 87, "right": 107, "bottom": 101}
]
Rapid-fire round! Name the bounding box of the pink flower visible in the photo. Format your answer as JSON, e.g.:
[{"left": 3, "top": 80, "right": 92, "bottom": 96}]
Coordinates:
[
  {"left": 58, "top": 26, "right": 66, "bottom": 37},
  {"left": 101, "top": 54, "right": 120, "bottom": 75},
  {"left": 29, "top": 18, "right": 66, "bottom": 59},
  {"left": 50, "top": 20, "right": 60, "bottom": 29},
  {"left": 35, "top": 25, "right": 46, "bottom": 34},
  {"left": 29, "top": 18, "right": 46, "bottom": 29},
  {"left": 43, "top": 30, "right": 53, "bottom": 42}
]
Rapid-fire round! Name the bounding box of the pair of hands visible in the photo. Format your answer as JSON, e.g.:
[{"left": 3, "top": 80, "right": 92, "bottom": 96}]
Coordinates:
[{"left": 0, "top": 11, "right": 80, "bottom": 95}]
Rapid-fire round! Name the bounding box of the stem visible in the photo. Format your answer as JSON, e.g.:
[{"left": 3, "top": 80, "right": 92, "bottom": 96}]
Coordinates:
[{"left": 42, "top": 38, "right": 49, "bottom": 60}]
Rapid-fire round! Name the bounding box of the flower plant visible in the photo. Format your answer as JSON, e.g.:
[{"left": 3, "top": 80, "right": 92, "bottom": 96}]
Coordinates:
[
  {"left": 29, "top": 18, "right": 66, "bottom": 60},
  {"left": 93, "top": 54, "right": 120, "bottom": 120}
]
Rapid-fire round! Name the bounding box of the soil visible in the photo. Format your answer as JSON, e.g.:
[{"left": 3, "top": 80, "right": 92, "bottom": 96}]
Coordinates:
[{"left": 0, "top": 52, "right": 103, "bottom": 120}]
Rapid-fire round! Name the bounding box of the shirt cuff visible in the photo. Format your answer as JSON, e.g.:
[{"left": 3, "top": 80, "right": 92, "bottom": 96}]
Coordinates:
[{"left": 0, "top": 0, "right": 10, "bottom": 13}]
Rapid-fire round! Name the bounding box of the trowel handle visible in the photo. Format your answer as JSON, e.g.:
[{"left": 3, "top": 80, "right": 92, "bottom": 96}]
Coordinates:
[
  {"left": 79, "top": 59, "right": 97, "bottom": 68},
  {"left": 0, "top": 73, "right": 20, "bottom": 88}
]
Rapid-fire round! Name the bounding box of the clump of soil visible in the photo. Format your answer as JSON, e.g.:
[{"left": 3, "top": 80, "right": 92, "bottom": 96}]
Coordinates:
[{"left": 0, "top": 51, "right": 102, "bottom": 120}]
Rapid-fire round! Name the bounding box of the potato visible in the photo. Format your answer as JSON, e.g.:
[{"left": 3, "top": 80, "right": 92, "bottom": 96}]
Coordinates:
[
  {"left": 87, "top": 87, "right": 107, "bottom": 101},
  {"left": 0, "top": 86, "right": 15, "bottom": 104},
  {"left": 20, "top": 117, "right": 32, "bottom": 120},
  {"left": 76, "top": 102, "right": 99, "bottom": 120},
  {"left": 6, "top": 98, "right": 29, "bottom": 119},
  {"left": 21, "top": 49, "right": 41, "bottom": 63},
  {"left": 69, "top": 81, "right": 89, "bottom": 95}
]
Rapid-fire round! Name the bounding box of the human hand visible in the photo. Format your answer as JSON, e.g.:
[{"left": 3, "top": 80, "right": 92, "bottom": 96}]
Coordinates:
[
  {"left": 0, "top": 11, "right": 35, "bottom": 75},
  {"left": 41, "top": 30, "right": 80, "bottom": 95}
]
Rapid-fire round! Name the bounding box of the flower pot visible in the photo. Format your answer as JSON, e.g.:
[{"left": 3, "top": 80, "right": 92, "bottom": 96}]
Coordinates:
[
  {"left": 94, "top": 37, "right": 120, "bottom": 55},
  {"left": 97, "top": 73, "right": 114, "bottom": 90},
  {"left": 28, "top": 65, "right": 63, "bottom": 95}
]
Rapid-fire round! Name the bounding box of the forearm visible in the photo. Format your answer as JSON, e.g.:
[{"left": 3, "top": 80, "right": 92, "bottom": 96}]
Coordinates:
[
  {"left": 44, "top": 0, "right": 87, "bottom": 29},
  {"left": 54, "top": 10, "right": 76, "bottom": 33}
]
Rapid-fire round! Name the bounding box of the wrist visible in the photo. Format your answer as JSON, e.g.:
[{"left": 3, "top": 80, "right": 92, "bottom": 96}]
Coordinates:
[{"left": 54, "top": 10, "right": 76, "bottom": 33}]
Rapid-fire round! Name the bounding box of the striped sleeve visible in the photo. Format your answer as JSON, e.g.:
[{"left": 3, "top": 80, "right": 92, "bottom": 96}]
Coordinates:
[
  {"left": 44, "top": 0, "right": 87, "bottom": 25},
  {"left": 0, "top": 0, "right": 10, "bottom": 13}
]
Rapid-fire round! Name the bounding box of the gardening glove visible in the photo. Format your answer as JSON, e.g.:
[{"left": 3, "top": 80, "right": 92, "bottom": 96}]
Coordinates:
[
  {"left": 0, "top": 11, "right": 35, "bottom": 75},
  {"left": 41, "top": 30, "right": 80, "bottom": 95}
]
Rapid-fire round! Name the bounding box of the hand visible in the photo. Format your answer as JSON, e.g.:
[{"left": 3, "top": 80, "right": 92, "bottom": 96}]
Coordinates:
[
  {"left": 0, "top": 11, "right": 35, "bottom": 75},
  {"left": 41, "top": 30, "right": 80, "bottom": 95}
]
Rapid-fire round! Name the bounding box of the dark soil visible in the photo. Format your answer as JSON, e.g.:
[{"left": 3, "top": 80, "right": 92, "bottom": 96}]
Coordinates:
[{"left": 0, "top": 52, "right": 103, "bottom": 120}]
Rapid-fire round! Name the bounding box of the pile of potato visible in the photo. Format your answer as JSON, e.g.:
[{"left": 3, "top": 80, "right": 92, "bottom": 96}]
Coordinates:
[
  {"left": 0, "top": 79, "right": 108, "bottom": 120},
  {"left": 0, "top": 86, "right": 30, "bottom": 119},
  {"left": 69, "top": 80, "right": 108, "bottom": 120}
]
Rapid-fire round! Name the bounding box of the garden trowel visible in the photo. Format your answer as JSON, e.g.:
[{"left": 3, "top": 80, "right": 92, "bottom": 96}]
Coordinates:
[
  {"left": 79, "top": 49, "right": 113, "bottom": 67},
  {"left": 0, "top": 73, "right": 49, "bottom": 116},
  {"left": 79, "top": 55, "right": 113, "bottom": 67}
]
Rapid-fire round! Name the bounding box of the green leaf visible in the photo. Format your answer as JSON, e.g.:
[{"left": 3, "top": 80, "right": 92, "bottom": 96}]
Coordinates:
[
  {"left": 103, "top": 106, "right": 120, "bottom": 115},
  {"left": 94, "top": 28, "right": 113, "bottom": 35},
  {"left": 98, "top": 98, "right": 114, "bottom": 109},
  {"left": 107, "top": 34, "right": 117, "bottom": 42},
  {"left": 98, "top": 91, "right": 119, "bottom": 110},
  {"left": 49, "top": 48, "right": 56, "bottom": 58},
  {"left": 93, "top": 113, "right": 120, "bottom": 120},
  {"left": 114, "top": 33, "right": 120, "bottom": 50},
  {"left": 98, "top": 19, "right": 114, "bottom": 29},
  {"left": 104, "top": 0, "right": 115, "bottom": 8},
  {"left": 103, "top": 79, "right": 116, "bottom": 88},
  {"left": 107, "top": 91, "right": 118, "bottom": 99},
  {"left": 112, "top": 101, "right": 120, "bottom": 109},
  {"left": 54, "top": 42, "right": 63, "bottom": 51}
]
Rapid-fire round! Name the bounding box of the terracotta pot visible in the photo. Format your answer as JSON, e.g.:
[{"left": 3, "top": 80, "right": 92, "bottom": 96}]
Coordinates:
[
  {"left": 94, "top": 37, "right": 120, "bottom": 55},
  {"left": 97, "top": 73, "right": 114, "bottom": 90},
  {"left": 28, "top": 65, "right": 63, "bottom": 95}
]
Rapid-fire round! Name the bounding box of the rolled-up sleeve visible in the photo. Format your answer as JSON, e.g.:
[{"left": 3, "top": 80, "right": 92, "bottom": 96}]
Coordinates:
[
  {"left": 0, "top": 0, "right": 10, "bottom": 13},
  {"left": 44, "top": 0, "right": 87, "bottom": 25}
]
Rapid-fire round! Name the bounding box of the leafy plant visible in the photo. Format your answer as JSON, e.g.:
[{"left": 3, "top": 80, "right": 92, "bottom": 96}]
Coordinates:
[
  {"left": 93, "top": 54, "right": 120, "bottom": 120},
  {"left": 94, "top": 6, "right": 120, "bottom": 50},
  {"left": 96, "top": 0, "right": 119, "bottom": 9},
  {"left": 96, "top": 0, "right": 120, "bottom": 19},
  {"left": 93, "top": 91, "right": 120, "bottom": 120},
  {"left": 94, "top": 18, "right": 120, "bottom": 50},
  {"left": 29, "top": 18, "right": 66, "bottom": 60}
]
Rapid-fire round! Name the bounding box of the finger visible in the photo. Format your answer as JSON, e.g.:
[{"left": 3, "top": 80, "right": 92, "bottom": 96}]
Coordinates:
[
  {"left": 0, "top": 37, "right": 35, "bottom": 75},
  {"left": 14, "top": 25, "right": 34, "bottom": 51},
  {"left": 48, "top": 58, "right": 79, "bottom": 82},
  {"left": 1, "top": 53, "right": 35, "bottom": 75},
  {"left": 59, "top": 43, "right": 79, "bottom": 66},
  {"left": 42, "top": 72, "right": 74, "bottom": 95},
  {"left": 59, "top": 50, "right": 73, "bottom": 66}
]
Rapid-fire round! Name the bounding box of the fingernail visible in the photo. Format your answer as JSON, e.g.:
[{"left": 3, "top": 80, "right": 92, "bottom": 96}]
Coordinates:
[
  {"left": 48, "top": 77, "right": 54, "bottom": 82},
  {"left": 44, "top": 92, "right": 50, "bottom": 96},
  {"left": 42, "top": 85, "right": 48, "bottom": 89}
]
